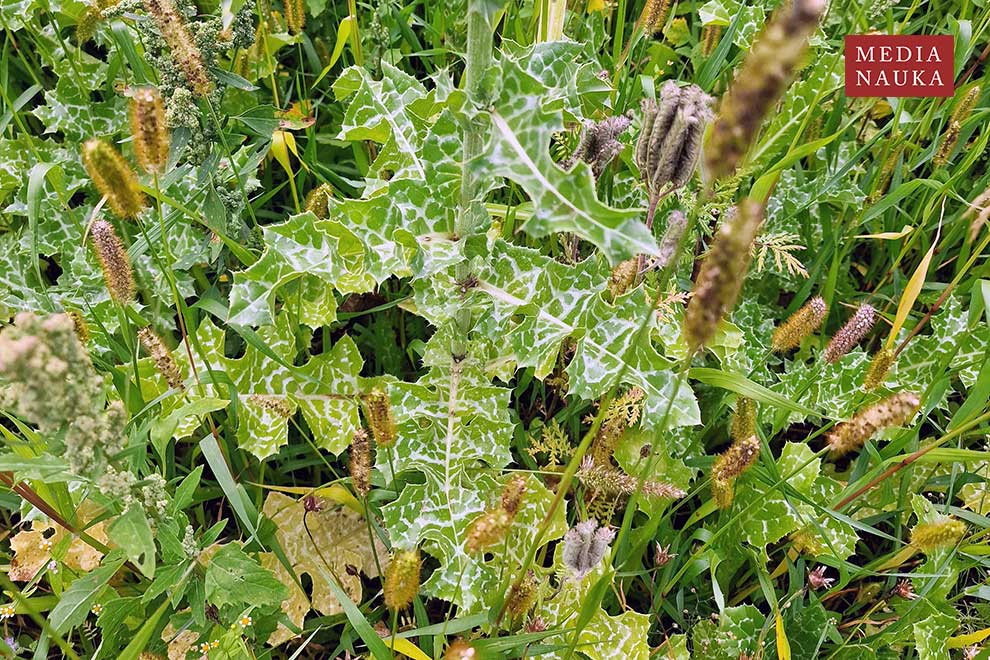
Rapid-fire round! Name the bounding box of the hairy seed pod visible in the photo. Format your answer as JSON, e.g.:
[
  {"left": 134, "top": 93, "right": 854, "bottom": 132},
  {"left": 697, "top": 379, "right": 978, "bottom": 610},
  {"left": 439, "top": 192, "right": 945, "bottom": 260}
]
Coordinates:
[
  {"left": 561, "top": 519, "right": 615, "bottom": 579},
  {"left": 137, "top": 327, "right": 184, "bottom": 390},
  {"left": 827, "top": 392, "right": 921, "bottom": 457},
  {"left": 561, "top": 115, "right": 632, "bottom": 178},
  {"left": 505, "top": 571, "right": 538, "bottom": 620},
  {"left": 283, "top": 0, "right": 305, "bottom": 34},
  {"left": 465, "top": 508, "right": 512, "bottom": 553},
  {"left": 82, "top": 139, "right": 145, "bottom": 219},
  {"left": 701, "top": 24, "right": 723, "bottom": 56},
  {"left": 363, "top": 388, "right": 397, "bottom": 447},
  {"left": 933, "top": 120, "right": 961, "bottom": 168},
  {"left": 89, "top": 219, "right": 135, "bottom": 302},
  {"left": 500, "top": 474, "right": 528, "bottom": 516},
  {"left": 638, "top": 0, "right": 671, "bottom": 34},
  {"left": 349, "top": 429, "right": 371, "bottom": 496},
  {"left": 383, "top": 548, "right": 421, "bottom": 610},
  {"left": 730, "top": 397, "right": 756, "bottom": 442},
  {"left": 911, "top": 517, "right": 966, "bottom": 553},
  {"left": 129, "top": 87, "right": 170, "bottom": 173},
  {"left": 684, "top": 199, "right": 764, "bottom": 351},
  {"left": 609, "top": 258, "right": 638, "bottom": 299},
  {"left": 704, "top": 0, "right": 826, "bottom": 181},
  {"left": 863, "top": 347, "right": 896, "bottom": 391},
  {"left": 143, "top": 0, "right": 213, "bottom": 97},
  {"left": 247, "top": 394, "right": 292, "bottom": 417},
  {"left": 304, "top": 183, "right": 334, "bottom": 219},
  {"left": 65, "top": 310, "right": 90, "bottom": 343},
  {"left": 823, "top": 304, "right": 876, "bottom": 363},
  {"left": 711, "top": 435, "right": 760, "bottom": 509},
  {"left": 637, "top": 82, "right": 713, "bottom": 198},
  {"left": 771, "top": 296, "right": 827, "bottom": 353},
  {"left": 655, "top": 209, "right": 688, "bottom": 272}
]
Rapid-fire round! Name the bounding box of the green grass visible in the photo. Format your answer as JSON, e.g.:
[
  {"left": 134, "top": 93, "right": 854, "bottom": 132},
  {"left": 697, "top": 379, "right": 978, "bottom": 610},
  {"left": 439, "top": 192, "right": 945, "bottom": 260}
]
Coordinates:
[{"left": 0, "top": 0, "right": 989, "bottom": 658}]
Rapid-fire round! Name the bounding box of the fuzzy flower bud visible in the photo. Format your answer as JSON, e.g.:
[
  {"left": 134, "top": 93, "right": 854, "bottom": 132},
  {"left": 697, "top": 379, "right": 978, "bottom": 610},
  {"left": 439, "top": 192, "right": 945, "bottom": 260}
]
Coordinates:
[
  {"left": 304, "top": 183, "right": 334, "bottom": 219},
  {"left": 349, "top": 429, "right": 371, "bottom": 496},
  {"left": 383, "top": 548, "right": 421, "bottom": 610},
  {"left": 863, "top": 347, "right": 896, "bottom": 391},
  {"left": 561, "top": 519, "right": 615, "bottom": 579},
  {"left": 129, "top": 87, "right": 170, "bottom": 173},
  {"left": 143, "top": 0, "right": 213, "bottom": 97},
  {"left": 710, "top": 435, "right": 760, "bottom": 509},
  {"left": 362, "top": 388, "right": 397, "bottom": 447},
  {"left": 82, "top": 139, "right": 145, "bottom": 219},
  {"left": 562, "top": 114, "right": 632, "bottom": 178},
  {"left": 636, "top": 82, "right": 714, "bottom": 198},
  {"left": 826, "top": 392, "right": 921, "bottom": 457},
  {"left": 89, "top": 219, "right": 135, "bottom": 303},
  {"left": 911, "top": 516, "right": 966, "bottom": 553},
  {"left": 730, "top": 397, "right": 756, "bottom": 443},
  {"left": 704, "top": 0, "right": 826, "bottom": 181},
  {"left": 684, "top": 199, "right": 764, "bottom": 351},
  {"left": 823, "top": 304, "right": 876, "bottom": 363},
  {"left": 771, "top": 296, "right": 827, "bottom": 353},
  {"left": 465, "top": 508, "right": 512, "bottom": 553},
  {"left": 137, "top": 327, "right": 184, "bottom": 390}
]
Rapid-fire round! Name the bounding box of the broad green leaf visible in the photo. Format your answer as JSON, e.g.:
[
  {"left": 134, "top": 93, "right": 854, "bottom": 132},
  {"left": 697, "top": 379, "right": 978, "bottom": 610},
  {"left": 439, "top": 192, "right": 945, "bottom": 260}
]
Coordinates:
[
  {"left": 48, "top": 553, "right": 126, "bottom": 634},
  {"left": 108, "top": 506, "right": 156, "bottom": 579},
  {"left": 204, "top": 544, "right": 287, "bottom": 611}
]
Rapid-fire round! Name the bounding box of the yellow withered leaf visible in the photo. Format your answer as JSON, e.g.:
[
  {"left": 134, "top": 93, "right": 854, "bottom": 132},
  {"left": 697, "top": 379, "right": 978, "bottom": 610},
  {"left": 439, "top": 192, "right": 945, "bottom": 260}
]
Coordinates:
[
  {"left": 9, "top": 505, "right": 110, "bottom": 581},
  {"left": 261, "top": 492, "right": 386, "bottom": 646}
]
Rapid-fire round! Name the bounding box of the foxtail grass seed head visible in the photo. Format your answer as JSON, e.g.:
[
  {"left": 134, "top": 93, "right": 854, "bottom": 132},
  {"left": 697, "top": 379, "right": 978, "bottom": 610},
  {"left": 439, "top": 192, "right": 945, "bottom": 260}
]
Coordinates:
[
  {"left": 911, "top": 517, "right": 966, "bottom": 553},
  {"left": 349, "top": 429, "right": 371, "bottom": 496},
  {"left": 137, "top": 327, "right": 183, "bottom": 390},
  {"left": 129, "top": 87, "right": 170, "bottom": 173},
  {"left": 578, "top": 456, "right": 686, "bottom": 500},
  {"left": 82, "top": 139, "right": 145, "bottom": 219},
  {"left": 826, "top": 392, "right": 921, "bottom": 457},
  {"left": 684, "top": 199, "right": 764, "bottom": 351},
  {"left": 303, "top": 183, "right": 334, "bottom": 219},
  {"left": 561, "top": 519, "right": 615, "bottom": 579},
  {"left": 609, "top": 258, "right": 638, "bottom": 299},
  {"left": 704, "top": 0, "right": 826, "bottom": 181},
  {"left": 701, "top": 24, "right": 723, "bottom": 56},
  {"left": 247, "top": 394, "right": 292, "bottom": 418},
  {"left": 868, "top": 146, "right": 902, "bottom": 204},
  {"left": 89, "top": 219, "right": 135, "bottom": 303},
  {"left": 710, "top": 435, "right": 760, "bottom": 509},
  {"left": 363, "top": 388, "right": 397, "bottom": 447},
  {"left": 637, "top": 0, "right": 671, "bottom": 34},
  {"left": 933, "top": 120, "right": 961, "bottom": 168},
  {"left": 950, "top": 85, "right": 981, "bottom": 126},
  {"left": 636, "top": 82, "right": 713, "bottom": 198},
  {"left": 66, "top": 310, "right": 90, "bottom": 343},
  {"left": 500, "top": 474, "right": 527, "bottom": 516},
  {"left": 465, "top": 508, "right": 512, "bottom": 553},
  {"left": 383, "top": 548, "right": 421, "bottom": 610},
  {"left": 730, "top": 398, "right": 756, "bottom": 442},
  {"left": 283, "top": 0, "right": 305, "bottom": 34},
  {"left": 863, "top": 347, "right": 896, "bottom": 391},
  {"left": 505, "top": 571, "right": 538, "bottom": 620},
  {"left": 772, "top": 296, "right": 827, "bottom": 352},
  {"left": 823, "top": 304, "right": 876, "bottom": 363},
  {"left": 143, "top": 0, "right": 213, "bottom": 97}
]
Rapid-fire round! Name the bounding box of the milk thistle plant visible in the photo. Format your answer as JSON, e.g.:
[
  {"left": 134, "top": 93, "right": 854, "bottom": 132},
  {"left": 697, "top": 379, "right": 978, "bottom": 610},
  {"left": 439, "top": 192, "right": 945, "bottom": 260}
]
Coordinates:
[{"left": 0, "top": 0, "right": 989, "bottom": 658}]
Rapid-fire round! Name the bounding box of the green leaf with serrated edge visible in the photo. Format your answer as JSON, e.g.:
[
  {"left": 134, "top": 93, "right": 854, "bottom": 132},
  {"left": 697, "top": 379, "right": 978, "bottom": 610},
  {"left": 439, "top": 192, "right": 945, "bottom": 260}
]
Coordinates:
[
  {"left": 467, "top": 241, "right": 699, "bottom": 428},
  {"left": 140, "top": 313, "right": 362, "bottom": 458},
  {"left": 537, "top": 562, "right": 649, "bottom": 660},
  {"left": 108, "top": 506, "right": 156, "bottom": 579},
  {"left": 48, "top": 553, "right": 126, "bottom": 634},
  {"left": 379, "top": 328, "right": 565, "bottom": 610},
  {"left": 470, "top": 52, "right": 657, "bottom": 264},
  {"left": 204, "top": 544, "right": 287, "bottom": 611}
]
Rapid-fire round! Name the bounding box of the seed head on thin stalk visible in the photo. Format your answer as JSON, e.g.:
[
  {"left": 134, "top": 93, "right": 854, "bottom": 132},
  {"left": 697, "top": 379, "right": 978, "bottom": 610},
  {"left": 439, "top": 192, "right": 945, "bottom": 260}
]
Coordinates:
[
  {"left": 283, "top": 0, "right": 305, "bottom": 35},
  {"left": 730, "top": 397, "right": 756, "bottom": 442},
  {"left": 349, "top": 429, "right": 371, "bottom": 497},
  {"left": 934, "top": 85, "right": 980, "bottom": 168},
  {"left": 82, "top": 139, "right": 145, "bottom": 219},
  {"left": 89, "top": 219, "right": 135, "bottom": 303},
  {"left": 863, "top": 347, "right": 896, "bottom": 391},
  {"left": 710, "top": 435, "right": 760, "bottom": 509},
  {"left": 704, "top": 0, "right": 826, "bottom": 182},
  {"left": 701, "top": 24, "right": 723, "bottom": 56},
  {"left": 129, "top": 87, "right": 170, "bottom": 173},
  {"left": 383, "top": 548, "right": 421, "bottom": 610},
  {"left": 771, "top": 296, "right": 827, "bottom": 353},
  {"left": 637, "top": 0, "right": 671, "bottom": 35},
  {"left": 137, "top": 327, "right": 184, "bottom": 390},
  {"left": 826, "top": 392, "right": 921, "bottom": 457},
  {"left": 911, "top": 516, "right": 966, "bottom": 553},
  {"left": 684, "top": 199, "right": 764, "bottom": 351},
  {"left": 823, "top": 304, "right": 875, "bottom": 363},
  {"left": 143, "top": 0, "right": 213, "bottom": 97},
  {"left": 362, "top": 388, "right": 397, "bottom": 447}
]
